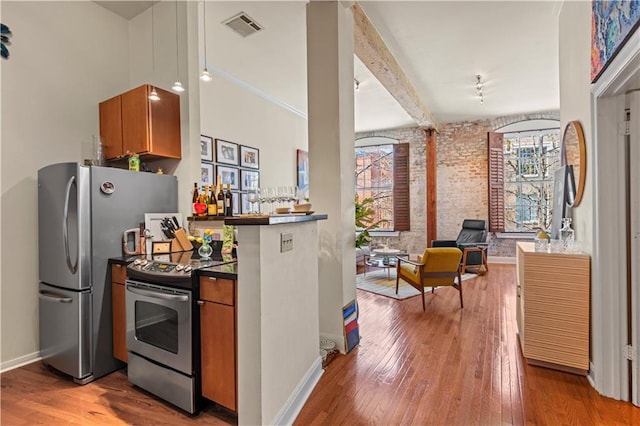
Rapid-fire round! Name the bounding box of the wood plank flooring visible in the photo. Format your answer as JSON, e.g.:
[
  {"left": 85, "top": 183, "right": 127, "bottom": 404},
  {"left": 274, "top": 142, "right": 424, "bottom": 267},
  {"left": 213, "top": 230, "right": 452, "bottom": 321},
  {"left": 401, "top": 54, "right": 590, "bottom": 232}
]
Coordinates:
[{"left": 2, "top": 264, "right": 639, "bottom": 425}]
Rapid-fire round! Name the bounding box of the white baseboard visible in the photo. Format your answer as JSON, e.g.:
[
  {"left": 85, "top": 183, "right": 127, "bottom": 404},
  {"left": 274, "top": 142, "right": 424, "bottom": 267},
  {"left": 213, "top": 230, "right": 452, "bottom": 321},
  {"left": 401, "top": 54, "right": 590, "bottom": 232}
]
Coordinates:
[
  {"left": 587, "top": 361, "right": 596, "bottom": 390},
  {"left": 270, "top": 357, "right": 324, "bottom": 426},
  {"left": 1, "top": 351, "right": 41, "bottom": 373},
  {"left": 488, "top": 256, "right": 516, "bottom": 264}
]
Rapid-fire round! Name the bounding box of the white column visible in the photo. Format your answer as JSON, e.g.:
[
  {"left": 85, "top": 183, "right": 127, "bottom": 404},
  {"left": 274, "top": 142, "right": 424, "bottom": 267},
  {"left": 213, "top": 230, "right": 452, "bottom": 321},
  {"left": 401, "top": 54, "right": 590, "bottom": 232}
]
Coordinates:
[{"left": 306, "top": 1, "right": 356, "bottom": 350}]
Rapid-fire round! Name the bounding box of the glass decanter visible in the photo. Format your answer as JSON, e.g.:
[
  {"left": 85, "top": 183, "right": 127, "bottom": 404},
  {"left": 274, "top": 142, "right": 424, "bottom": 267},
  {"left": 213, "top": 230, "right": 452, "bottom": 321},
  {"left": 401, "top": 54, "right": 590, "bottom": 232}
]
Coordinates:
[{"left": 560, "top": 218, "right": 574, "bottom": 251}]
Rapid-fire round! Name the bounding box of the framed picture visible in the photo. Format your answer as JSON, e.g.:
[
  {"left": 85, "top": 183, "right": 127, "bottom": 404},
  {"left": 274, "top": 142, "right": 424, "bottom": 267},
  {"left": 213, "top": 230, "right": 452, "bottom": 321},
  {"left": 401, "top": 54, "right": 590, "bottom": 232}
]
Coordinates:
[
  {"left": 297, "top": 149, "right": 309, "bottom": 192},
  {"left": 217, "top": 165, "right": 239, "bottom": 190},
  {"left": 201, "top": 162, "right": 214, "bottom": 186},
  {"left": 215, "top": 139, "right": 239, "bottom": 165},
  {"left": 591, "top": 1, "right": 640, "bottom": 82},
  {"left": 241, "top": 169, "right": 260, "bottom": 191},
  {"left": 200, "top": 135, "right": 213, "bottom": 161},
  {"left": 240, "top": 145, "right": 260, "bottom": 169}
]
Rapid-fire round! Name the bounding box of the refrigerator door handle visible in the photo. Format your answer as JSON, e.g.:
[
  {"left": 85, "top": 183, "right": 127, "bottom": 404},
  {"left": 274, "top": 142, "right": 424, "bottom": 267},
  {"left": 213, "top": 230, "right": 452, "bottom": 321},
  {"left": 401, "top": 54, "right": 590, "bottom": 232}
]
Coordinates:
[
  {"left": 39, "top": 290, "right": 73, "bottom": 303},
  {"left": 63, "top": 175, "right": 78, "bottom": 274}
]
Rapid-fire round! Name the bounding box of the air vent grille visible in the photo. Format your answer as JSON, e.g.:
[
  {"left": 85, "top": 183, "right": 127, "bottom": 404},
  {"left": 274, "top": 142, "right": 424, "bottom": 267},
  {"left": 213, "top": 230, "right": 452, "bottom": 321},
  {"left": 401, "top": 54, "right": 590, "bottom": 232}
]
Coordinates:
[{"left": 223, "top": 12, "right": 263, "bottom": 37}]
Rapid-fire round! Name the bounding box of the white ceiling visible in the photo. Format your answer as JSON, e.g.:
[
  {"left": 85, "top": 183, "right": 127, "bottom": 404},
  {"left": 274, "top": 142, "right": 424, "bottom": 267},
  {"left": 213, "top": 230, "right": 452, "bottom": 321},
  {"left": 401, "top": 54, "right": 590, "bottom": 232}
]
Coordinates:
[{"left": 94, "top": 1, "right": 561, "bottom": 132}]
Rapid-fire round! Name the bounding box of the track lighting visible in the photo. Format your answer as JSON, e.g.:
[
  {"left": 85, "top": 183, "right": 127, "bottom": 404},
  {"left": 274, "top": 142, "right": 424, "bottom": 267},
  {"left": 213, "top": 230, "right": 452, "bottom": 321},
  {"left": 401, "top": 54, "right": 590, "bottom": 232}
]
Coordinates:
[{"left": 476, "top": 74, "right": 484, "bottom": 104}]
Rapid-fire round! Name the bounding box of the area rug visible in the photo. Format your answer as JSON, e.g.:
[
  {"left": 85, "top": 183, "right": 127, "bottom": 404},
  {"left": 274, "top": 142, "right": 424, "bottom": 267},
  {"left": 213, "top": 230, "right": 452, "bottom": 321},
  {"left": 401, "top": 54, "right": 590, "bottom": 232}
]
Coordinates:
[{"left": 356, "top": 269, "right": 478, "bottom": 300}]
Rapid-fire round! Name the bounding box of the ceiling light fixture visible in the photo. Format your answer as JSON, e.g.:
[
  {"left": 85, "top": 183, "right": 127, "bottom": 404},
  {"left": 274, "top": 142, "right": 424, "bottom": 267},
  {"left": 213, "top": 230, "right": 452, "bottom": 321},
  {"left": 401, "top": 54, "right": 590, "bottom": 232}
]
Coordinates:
[
  {"left": 172, "top": 0, "right": 185, "bottom": 93},
  {"left": 149, "top": 2, "right": 160, "bottom": 101},
  {"left": 476, "top": 74, "right": 484, "bottom": 105},
  {"left": 200, "top": 0, "right": 212, "bottom": 82},
  {"left": 354, "top": 78, "right": 360, "bottom": 91}
]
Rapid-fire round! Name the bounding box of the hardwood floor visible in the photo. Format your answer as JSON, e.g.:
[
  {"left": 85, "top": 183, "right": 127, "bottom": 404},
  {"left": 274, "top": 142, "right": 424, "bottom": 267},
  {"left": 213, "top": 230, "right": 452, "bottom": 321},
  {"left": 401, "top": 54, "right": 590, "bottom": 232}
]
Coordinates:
[
  {"left": 296, "top": 264, "right": 640, "bottom": 425},
  {"left": 2, "top": 264, "right": 639, "bottom": 424}
]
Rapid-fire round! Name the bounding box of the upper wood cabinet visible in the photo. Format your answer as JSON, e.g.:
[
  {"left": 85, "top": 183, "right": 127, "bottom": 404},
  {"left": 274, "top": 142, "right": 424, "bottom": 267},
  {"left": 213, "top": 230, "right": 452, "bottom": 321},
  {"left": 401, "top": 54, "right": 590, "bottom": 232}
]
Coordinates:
[{"left": 99, "top": 84, "right": 181, "bottom": 160}]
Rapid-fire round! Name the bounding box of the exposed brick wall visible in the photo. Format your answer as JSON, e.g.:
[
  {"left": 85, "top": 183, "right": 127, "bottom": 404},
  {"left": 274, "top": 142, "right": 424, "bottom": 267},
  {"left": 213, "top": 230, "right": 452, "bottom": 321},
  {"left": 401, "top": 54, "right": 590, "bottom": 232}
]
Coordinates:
[
  {"left": 437, "top": 111, "right": 559, "bottom": 256},
  {"left": 356, "top": 111, "right": 559, "bottom": 258},
  {"left": 356, "top": 127, "right": 427, "bottom": 255}
]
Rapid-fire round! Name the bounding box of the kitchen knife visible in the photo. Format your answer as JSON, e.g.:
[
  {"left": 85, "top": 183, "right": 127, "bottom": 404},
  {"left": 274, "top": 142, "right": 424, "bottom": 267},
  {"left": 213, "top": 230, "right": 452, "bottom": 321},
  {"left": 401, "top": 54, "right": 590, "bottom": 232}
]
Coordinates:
[
  {"left": 163, "top": 217, "right": 175, "bottom": 232},
  {"left": 172, "top": 216, "right": 181, "bottom": 230}
]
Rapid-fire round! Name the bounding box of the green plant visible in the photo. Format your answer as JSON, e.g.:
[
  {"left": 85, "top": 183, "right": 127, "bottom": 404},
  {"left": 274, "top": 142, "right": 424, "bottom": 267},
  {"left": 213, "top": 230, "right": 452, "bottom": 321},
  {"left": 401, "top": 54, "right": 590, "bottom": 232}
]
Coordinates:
[{"left": 355, "top": 194, "right": 386, "bottom": 248}]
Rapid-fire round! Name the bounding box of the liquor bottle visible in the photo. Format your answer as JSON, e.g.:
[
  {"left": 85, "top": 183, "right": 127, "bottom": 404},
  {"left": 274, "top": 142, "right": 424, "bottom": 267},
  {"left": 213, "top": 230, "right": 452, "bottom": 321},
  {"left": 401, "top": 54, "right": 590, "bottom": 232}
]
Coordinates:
[
  {"left": 225, "top": 183, "right": 233, "bottom": 216},
  {"left": 192, "top": 182, "right": 199, "bottom": 215},
  {"left": 198, "top": 185, "right": 207, "bottom": 217},
  {"left": 216, "top": 180, "right": 225, "bottom": 216},
  {"left": 207, "top": 184, "right": 217, "bottom": 216}
]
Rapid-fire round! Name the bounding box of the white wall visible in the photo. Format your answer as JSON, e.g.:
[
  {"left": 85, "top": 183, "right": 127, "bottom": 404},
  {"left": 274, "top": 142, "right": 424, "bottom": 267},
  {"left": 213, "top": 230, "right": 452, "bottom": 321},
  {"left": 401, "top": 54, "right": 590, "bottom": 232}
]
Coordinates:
[
  {"left": 198, "top": 1, "right": 309, "bottom": 191},
  {"left": 1, "top": 1, "right": 130, "bottom": 368},
  {"left": 128, "top": 1, "right": 200, "bottom": 225},
  {"left": 559, "top": 1, "right": 593, "bottom": 252},
  {"left": 0, "top": 0, "right": 198, "bottom": 370},
  {"left": 199, "top": 76, "right": 308, "bottom": 190}
]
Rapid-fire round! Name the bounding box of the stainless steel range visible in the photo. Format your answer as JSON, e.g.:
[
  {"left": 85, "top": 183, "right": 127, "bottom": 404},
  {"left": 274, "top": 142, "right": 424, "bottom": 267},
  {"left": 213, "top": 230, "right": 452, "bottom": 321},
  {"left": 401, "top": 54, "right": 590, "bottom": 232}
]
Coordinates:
[{"left": 125, "top": 252, "right": 233, "bottom": 414}]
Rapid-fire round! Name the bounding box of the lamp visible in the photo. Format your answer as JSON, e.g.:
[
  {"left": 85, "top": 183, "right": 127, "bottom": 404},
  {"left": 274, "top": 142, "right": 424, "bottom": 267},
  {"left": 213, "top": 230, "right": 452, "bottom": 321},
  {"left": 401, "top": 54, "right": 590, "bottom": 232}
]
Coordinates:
[
  {"left": 200, "top": 0, "right": 212, "bottom": 82},
  {"left": 149, "top": 2, "right": 160, "bottom": 101},
  {"left": 172, "top": 0, "right": 185, "bottom": 93},
  {"left": 476, "top": 74, "right": 484, "bottom": 104}
]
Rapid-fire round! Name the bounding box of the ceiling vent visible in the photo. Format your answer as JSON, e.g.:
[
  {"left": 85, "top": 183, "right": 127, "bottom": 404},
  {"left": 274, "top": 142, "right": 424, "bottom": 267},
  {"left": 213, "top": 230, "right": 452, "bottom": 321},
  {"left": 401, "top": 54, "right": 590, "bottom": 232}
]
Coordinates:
[{"left": 223, "top": 12, "right": 263, "bottom": 37}]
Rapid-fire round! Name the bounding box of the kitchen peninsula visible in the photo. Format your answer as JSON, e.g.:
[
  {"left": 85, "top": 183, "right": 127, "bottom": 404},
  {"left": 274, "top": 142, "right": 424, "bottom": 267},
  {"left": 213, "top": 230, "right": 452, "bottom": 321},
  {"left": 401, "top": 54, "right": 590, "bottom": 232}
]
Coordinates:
[{"left": 224, "top": 214, "right": 327, "bottom": 425}]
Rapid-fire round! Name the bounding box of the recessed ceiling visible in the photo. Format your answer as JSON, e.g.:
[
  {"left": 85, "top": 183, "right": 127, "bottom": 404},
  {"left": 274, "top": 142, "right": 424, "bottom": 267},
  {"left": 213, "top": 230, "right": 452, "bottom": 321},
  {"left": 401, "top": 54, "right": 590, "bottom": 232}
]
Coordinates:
[
  {"left": 359, "top": 1, "right": 561, "bottom": 124},
  {"left": 94, "top": 1, "right": 157, "bottom": 20}
]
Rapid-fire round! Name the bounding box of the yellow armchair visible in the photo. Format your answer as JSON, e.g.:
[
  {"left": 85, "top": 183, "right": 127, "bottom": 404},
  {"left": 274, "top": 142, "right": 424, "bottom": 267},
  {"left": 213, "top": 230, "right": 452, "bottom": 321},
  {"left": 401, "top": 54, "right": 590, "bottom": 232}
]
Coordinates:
[{"left": 395, "top": 247, "right": 463, "bottom": 311}]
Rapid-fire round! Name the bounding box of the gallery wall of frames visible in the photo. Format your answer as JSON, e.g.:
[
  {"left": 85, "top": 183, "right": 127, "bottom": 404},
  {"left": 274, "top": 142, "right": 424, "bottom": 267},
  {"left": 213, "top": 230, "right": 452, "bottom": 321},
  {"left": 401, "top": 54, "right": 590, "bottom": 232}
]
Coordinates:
[{"left": 200, "top": 135, "right": 260, "bottom": 215}]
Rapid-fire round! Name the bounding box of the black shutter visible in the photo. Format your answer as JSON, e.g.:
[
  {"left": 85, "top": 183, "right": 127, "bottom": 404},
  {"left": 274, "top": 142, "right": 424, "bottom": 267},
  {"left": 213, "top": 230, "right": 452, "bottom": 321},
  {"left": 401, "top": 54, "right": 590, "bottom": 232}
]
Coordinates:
[
  {"left": 488, "top": 132, "right": 505, "bottom": 232},
  {"left": 393, "top": 143, "right": 410, "bottom": 231}
]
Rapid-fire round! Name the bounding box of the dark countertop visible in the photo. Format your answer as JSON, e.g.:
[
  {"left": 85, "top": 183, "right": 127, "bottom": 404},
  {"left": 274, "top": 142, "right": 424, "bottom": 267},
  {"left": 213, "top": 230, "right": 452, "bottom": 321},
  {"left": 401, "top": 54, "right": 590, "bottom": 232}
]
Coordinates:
[{"left": 224, "top": 213, "right": 327, "bottom": 226}]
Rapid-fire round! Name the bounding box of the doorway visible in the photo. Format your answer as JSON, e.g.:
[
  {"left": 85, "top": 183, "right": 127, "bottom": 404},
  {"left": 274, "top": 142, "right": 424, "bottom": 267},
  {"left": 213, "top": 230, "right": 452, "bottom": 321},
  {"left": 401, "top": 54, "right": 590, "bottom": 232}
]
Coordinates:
[{"left": 591, "top": 32, "right": 640, "bottom": 405}]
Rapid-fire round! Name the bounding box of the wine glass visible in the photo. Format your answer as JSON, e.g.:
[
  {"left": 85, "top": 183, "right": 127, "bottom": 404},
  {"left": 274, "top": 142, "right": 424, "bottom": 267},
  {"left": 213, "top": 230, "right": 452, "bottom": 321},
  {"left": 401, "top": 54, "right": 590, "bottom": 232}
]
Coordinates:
[{"left": 247, "top": 190, "right": 259, "bottom": 214}]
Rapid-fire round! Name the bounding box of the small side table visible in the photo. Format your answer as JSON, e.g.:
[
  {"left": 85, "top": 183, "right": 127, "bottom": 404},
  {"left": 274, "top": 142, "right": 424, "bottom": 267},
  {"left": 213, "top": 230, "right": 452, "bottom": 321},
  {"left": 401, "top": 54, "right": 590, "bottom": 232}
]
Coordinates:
[
  {"left": 461, "top": 246, "right": 488, "bottom": 274},
  {"left": 366, "top": 248, "right": 406, "bottom": 280}
]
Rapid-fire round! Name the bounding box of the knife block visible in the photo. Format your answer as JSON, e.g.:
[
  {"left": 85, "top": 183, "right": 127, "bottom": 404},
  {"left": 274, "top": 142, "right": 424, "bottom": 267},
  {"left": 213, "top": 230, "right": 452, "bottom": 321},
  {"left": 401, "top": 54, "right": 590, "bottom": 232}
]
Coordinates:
[{"left": 172, "top": 228, "right": 193, "bottom": 252}]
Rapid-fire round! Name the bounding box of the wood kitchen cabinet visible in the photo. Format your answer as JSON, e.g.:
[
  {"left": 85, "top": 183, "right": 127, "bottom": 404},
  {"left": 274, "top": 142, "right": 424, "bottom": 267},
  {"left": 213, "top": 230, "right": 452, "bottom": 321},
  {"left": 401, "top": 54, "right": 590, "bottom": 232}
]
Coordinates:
[
  {"left": 99, "top": 84, "right": 181, "bottom": 160},
  {"left": 516, "top": 242, "right": 590, "bottom": 374},
  {"left": 199, "top": 276, "right": 237, "bottom": 411},
  {"left": 111, "top": 263, "right": 127, "bottom": 363}
]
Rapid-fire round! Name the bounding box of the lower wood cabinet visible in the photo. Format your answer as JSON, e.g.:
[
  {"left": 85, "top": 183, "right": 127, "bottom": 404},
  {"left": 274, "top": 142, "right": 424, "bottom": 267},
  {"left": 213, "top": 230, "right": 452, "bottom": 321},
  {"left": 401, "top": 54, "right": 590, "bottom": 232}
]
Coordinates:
[
  {"left": 199, "top": 276, "right": 237, "bottom": 411},
  {"left": 516, "top": 242, "right": 590, "bottom": 374},
  {"left": 111, "top": 264, "right": 127, "bottom": 363}
]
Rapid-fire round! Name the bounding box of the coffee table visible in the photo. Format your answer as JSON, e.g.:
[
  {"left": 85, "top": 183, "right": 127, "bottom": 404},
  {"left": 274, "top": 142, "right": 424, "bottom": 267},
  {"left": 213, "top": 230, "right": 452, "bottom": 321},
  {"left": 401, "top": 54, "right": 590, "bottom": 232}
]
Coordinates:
[{"left": 365, "top": 248, "right": 407, "bottom": 280}]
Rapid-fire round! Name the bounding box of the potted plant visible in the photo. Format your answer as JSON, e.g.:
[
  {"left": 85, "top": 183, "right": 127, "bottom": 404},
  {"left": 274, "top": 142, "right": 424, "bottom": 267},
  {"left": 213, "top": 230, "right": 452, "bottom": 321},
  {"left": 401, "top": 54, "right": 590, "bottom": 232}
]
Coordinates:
[{"left": 355, "top": 194, "right": 386, "bottom": 248}]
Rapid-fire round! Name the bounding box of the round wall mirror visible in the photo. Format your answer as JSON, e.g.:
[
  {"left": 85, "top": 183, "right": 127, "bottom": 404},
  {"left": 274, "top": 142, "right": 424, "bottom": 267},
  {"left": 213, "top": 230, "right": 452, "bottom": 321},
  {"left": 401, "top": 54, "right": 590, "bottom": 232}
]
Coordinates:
[{"left": 561, "top": 120, "right": 586, "bottom": 207}]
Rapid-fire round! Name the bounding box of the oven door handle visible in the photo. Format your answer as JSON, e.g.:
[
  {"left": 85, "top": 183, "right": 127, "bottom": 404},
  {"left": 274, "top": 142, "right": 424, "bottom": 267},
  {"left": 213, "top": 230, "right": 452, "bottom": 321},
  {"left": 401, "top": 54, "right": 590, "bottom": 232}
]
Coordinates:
[{"left": 126, "top": 284, "right": 189, "bottom": 302}]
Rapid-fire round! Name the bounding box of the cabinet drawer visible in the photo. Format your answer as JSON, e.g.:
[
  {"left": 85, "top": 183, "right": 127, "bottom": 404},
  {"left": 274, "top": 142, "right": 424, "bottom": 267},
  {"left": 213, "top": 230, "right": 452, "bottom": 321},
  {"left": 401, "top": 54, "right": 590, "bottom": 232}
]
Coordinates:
[
  {"left": 111, "top": 263, "right": 127, "bottom": 284},
  {"left": 200, "top": 277, "right": 235, "bottom": 306}
]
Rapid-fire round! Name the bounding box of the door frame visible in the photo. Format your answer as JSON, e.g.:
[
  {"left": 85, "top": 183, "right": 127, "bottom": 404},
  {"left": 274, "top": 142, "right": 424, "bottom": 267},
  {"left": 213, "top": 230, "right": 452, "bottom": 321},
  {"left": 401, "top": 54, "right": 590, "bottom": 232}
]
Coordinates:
[{"left": 590, "top": 28, "right": 640, "bottom": 402}]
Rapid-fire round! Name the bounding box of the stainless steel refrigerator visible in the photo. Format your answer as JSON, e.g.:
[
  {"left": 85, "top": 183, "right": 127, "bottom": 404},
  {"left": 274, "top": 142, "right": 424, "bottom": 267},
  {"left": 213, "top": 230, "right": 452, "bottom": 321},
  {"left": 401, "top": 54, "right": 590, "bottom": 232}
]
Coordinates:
[{"left": 38, "top": 163, "right": 178, "bottom": 384}]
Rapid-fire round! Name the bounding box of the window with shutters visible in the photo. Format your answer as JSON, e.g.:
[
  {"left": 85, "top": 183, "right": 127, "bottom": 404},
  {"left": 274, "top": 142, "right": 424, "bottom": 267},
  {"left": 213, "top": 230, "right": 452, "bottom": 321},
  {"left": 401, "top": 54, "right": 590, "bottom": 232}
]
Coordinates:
[
  {"left": 503, "top": 129, "right": 561, "bottom": 232},
  {"left": 355, "top": 142, "right": 410, "bottom": 232}
]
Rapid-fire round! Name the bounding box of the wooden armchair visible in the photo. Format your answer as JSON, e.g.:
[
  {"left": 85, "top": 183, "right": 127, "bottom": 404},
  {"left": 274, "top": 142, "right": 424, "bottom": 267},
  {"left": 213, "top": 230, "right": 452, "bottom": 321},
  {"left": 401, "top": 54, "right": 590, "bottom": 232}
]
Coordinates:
[{"left": 395, "top": 247, "right": 463, "bottom": 311}]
